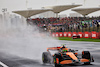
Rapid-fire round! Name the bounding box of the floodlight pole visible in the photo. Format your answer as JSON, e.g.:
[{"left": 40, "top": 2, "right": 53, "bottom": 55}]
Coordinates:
[
  {"left": 83, "top": 15, "right": 85, "bottom": 17},
  {"left": 56, "top": 0, "right": 58, "bottom": 5},
  {"left": 26, "top": 0, "right": 28, "bottom": 9},
  {"left": 56, "top": 13, "right": 58, "bottom": 18},
  {"left": 55, "top": 12, "right": 59, "bottom": 18},
  {"left": 84, "top": 0, "right": 86, "bottom": 6}
]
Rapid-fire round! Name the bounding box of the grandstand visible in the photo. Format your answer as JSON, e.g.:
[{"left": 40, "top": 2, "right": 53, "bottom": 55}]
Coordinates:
[{"left": 13, "top": 5, "right": 100, "bottom": 39}]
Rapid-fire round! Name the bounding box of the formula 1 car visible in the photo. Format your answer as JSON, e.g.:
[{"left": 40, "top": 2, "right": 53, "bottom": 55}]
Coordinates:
[{"left": 42, "top": 44, "right": 94, "bottom": 67}]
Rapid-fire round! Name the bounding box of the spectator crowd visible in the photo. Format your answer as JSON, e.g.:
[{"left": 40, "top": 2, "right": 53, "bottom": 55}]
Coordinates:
[{"left": 27, "top": 16, "right": 100, "bottom": 33}]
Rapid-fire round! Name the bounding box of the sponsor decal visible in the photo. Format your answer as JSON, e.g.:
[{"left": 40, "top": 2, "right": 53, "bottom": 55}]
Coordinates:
[
  {"left": 64, "top": 34, "right": 66, "bottom": 36},
  {"left": 56, "top": 34, "right": 58, "bottom": 37},
  {"left": 92, "top": 34, "right": 96, "bottom": 37},
  {"left": 85, "top": 34, "right": 88, "bottom": 37},
  {"left": 73, "top": 34, "right": 76, "bottom": 36},
  {"left": 60, "top": 34, "right": 62, "bottom": 36},
  {"left": 79, "top": 34, "right": 82, "bottom": 37},
  {"left": 68, "top": 34, "right": 71, "bottom": 36},
  {"left": 52, "top": 34, "right": 55, "bottom": 37}
]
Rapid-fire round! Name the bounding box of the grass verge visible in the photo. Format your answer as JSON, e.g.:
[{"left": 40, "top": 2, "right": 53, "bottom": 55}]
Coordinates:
[{"left": 57, "top": 37, "right": 100, "bottom": 42}]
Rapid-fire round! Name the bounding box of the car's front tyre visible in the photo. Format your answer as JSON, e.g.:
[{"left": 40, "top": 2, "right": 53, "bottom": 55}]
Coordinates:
[{"left": 82, "top": 51, "right": 91, "bottom": 65}]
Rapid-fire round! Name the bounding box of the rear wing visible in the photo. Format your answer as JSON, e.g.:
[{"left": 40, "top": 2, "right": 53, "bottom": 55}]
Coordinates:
[{"left": 47, "top": 47, "right": 62, "bottom": 51}]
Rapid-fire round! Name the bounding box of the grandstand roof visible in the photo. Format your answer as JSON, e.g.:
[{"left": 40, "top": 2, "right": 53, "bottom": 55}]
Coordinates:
[
  {"left": 12, "top": 9, "right": 52, "bottom": 18},
  {"left": 44, "top": 5, "right": 81, "bottom": 13},
  {"left": 72, "top": 7, "right": 100, "bottom": 16}
]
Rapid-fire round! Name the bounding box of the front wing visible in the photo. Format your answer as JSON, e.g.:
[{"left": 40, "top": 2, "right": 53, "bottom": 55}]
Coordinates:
[{"left": 57, "top": 59, "right": 90, "bottom": 65}]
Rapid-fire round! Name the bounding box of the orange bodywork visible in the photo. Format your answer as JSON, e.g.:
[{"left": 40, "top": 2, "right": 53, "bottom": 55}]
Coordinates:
[
  {"left": 75, "top": 53, "right": 78, "bottom": 55},
  {"left": 66, "top": 52, "right": 78, "bottom": 60},
  {"left": 62, "top": 48, "right": 69, "bottom": 51},
  {"left": 82, "top": 51, "right": 84, "bottom": 55},
  {"left": 47, "top": 47, "right": 62, "bottom": 51},
  {"left": 80, "top": 59, "right": 89, "bottom": 62},
  {"left": 56, "top": 58, "right": 59, "bottom": 64},
  {"left": 60, "top": 60, "right": 72, "bottom": 64},
  {"left": 47, "top": 47, "right": 69, "bottom": 51},
  {"left": 47, "top": 46, "right": 91, "bottom": 65},
  {"left": 60, "top": 52, "right": 78, "bottom": 64}
]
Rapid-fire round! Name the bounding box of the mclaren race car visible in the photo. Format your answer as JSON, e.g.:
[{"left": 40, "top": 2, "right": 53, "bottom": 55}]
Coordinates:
[{"left": 42, "top": 44, "right": 94, "bottom": 67}]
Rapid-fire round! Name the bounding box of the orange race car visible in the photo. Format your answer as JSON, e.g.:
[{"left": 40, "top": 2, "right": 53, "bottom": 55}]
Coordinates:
[{"left": 42, "top": 44, "right": 94, "bottom": 67}]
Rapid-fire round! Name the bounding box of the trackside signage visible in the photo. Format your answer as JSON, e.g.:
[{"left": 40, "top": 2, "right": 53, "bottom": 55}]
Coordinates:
[
  {"left": 84, "top": 32, "right": 90, "bottom": 38},
  {"left": 92, "top": 31, "right": 97, "bottom": 39},
  {"left": 68, "top": 32, "right": 72, "bottom": 37},
  {"left": 60, "top": 34, "right": 62, "bottom": 36},
  {"left": 52, "top": 33, "right": 55, "bottom": 37},
  {"left": 73, "top": 34, "right": 76, "bottom": 36},
  {"left": 78, "top": 32, "right": 83, "bottom": 38},
  {"left": 56, "top": 34, "right": 58, "bottom": 37},
  {"left": 64, "top": 34, "right": 66, "bottom": 36},
  {"left": 92, "top": 34, "right": 96, "bottom": 37},
  {"left": 64, "top": 32, "right": 68, "bottom": 37},
  {"left": 56, "top": 32, "right": 59, "bottom": 37},
  {"left": 73, "top": 32, "right": 77, "bottom": 36},
  {"left": 51, "top": 31, "right": 100, "bottom": 39},
  {"left": 85, "top": 34, "right": 88, "bottom": 37},
  {"left": 79, "top": 34, "right": 82, "bottom": 37},
  {"left": 68, "top": 34, "right": 71, "bottom": 36},
  {"left": 59, "top": 32, "right": 63, "bottom": 37}
]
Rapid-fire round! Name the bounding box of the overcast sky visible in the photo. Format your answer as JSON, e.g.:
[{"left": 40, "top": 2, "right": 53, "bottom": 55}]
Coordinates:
[{"left": 0, "top": 0, "right": 100, "bottom": 16}]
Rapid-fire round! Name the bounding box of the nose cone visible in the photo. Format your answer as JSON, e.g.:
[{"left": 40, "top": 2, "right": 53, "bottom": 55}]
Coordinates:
[
  {"left": 73, "top": 60, "right": 79, "bottom": 63},
  {"left": 66, "top": 52, "right": 78, "bottom": 60}
]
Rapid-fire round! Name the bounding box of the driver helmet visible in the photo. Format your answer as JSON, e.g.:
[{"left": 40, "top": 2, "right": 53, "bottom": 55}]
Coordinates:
[
  {"left": 62, "top": 50, "right": 67, "bottom": 52},
  {"left": 62, "top": 48, "right": 68, "bottom": 52}
]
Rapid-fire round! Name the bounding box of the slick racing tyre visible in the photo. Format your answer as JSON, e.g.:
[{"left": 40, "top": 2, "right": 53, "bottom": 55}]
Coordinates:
[
  {"left": 42, "top": 52, "right": 52, "bottom": 64},
  {"left": 82, "top": 51, "right": 91, "bottom": 64}
]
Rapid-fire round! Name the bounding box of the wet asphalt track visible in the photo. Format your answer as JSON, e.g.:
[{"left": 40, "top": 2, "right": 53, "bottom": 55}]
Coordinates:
[{"left": 0, "top": 40, "right": 100, "bottom": 67}]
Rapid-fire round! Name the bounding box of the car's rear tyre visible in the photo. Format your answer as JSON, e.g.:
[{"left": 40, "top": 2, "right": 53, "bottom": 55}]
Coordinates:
[
  {"left": 82, "top": 51, "right": 91, "bottom": 65},
  {"left": 55, "top": 63, "right": 61, "bottom": 67},
  {"left": 42, "top": 52, "right": 52, "bottom": 64}
]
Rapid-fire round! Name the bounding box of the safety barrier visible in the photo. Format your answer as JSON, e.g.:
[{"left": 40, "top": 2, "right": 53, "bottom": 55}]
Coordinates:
[
  {"left": 78, "top": 32, "right": 83, "bottom": 38},
  {"left": 51, "top": 31, "right": 100, "bottom": 39},
  {"left": 63, "top": 32, "right": 68, "bottom": 37},
  {"left": 68, "top": 32, "right": 72, "bottom": 37},
  {"left": 84, "top": 32, "right": 91, "bottom": 38},
  {"left": 91, "top": 31, "right": 100, "bottom": 39}
]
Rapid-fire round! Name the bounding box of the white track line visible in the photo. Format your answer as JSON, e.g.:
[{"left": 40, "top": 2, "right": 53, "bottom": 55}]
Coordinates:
[{"left": 0, "top": 61, "right": 8, "bottom": 67}]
